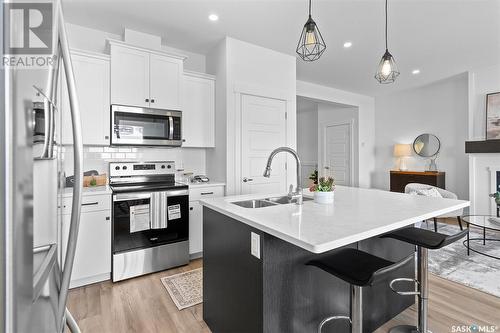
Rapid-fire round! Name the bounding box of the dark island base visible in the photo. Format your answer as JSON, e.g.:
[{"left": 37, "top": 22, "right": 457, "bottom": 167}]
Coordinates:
[{"left": 203, "top": 207, "right": 415, "bottom": 333}]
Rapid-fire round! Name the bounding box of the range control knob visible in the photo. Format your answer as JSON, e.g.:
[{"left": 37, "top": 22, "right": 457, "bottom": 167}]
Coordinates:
[
  {"left": 167, "top": 165, "right": 172, "bottom": 169},
  {"left": 161, "top": 165, "right": 165, "bottom": 169},
  {"left": 115, "top": 166, "right": 120, "bottom": 170},
  {"left": 123, "top": 166, "right": 127, "bottom": 170}
]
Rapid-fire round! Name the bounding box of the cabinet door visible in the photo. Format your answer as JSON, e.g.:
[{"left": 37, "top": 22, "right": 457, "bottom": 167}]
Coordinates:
[
  {"left": 110, "top": 45, "right": 150, "bottom": 108},
  {"left": 61, "top": 53, "right": 110, "bottom": 145},
  {"left": 189, "top": 201, "right": 203, "bottom": 254},
  {"left": 149, "top": 53, "right": 182, "bottom": 110},
  {"left": 62, "top": 210, "right": 111, "bottom": 286},
  {"left": 182, "top": 74, "right": 215, "bottom": 147}
]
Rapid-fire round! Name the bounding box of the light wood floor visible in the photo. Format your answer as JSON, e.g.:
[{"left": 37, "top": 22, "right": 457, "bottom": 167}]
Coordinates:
[{"left": 67, "top": 259, "right": 500, "bottom": 333}]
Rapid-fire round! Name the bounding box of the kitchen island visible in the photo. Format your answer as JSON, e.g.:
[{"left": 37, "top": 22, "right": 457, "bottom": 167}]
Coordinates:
[{"left": 200, "top": 186, "right": 469, "bottom": 333}]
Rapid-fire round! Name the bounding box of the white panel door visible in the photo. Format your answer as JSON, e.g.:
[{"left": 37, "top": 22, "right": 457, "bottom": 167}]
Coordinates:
[
  {"left": 241, "top": 95, "right": 287, "bottom": 194},
  {"left": 149, "top": 53, "right": 183, "bottom": 110},
  {"left": 323, "top": 123, "right": 352, "bottom": 186},
  {"left": 110, "top": 45, "right": 150, "bottom": 108},
  {"left": 182, "top": 73, "right": 215, "bottom": 147},
  {"left": 61, "top": 52, "right": 110, "bottom": 145}
]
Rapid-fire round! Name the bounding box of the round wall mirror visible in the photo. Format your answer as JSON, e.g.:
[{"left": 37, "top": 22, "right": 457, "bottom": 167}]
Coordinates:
[{"left": 413, "top": 134, "right": 440, "bottom": 158}]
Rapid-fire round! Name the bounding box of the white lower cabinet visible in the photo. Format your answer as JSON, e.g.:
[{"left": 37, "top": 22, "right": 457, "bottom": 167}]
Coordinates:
[
  {"left": 61, "top": 193, "right": 111, "bottom": 288},
  {"left": 189, "top": 184, "right": 225, "bottom": 257},
  {"left": 189, "top": 201, "right": 203, "bottom": 254}
]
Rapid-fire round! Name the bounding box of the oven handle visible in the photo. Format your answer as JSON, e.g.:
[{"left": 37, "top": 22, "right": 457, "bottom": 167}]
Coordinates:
[
  {"left": 169, "top": 116, "right": 174, "bottom": 140},
  {"left": 113, "top": 192, "right": 151, "bottom": 202},
  {"left": 112, "top": 189, "right": 188, "bottom": 202}
]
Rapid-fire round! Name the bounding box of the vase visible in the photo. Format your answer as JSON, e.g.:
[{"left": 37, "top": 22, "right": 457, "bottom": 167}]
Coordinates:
[{"left": 314, "top": 191, "right": 334, "bottom": 204}]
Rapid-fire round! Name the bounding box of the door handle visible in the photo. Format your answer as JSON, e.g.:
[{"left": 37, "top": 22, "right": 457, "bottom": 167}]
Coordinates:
[
  {"left": 81, "top": 202, "right": 98, "bottom": 206},
  {"left": 243, "top": 177, "right": 254, "bottom": 183},
  {"left": 169, "top": 116, "right": 174, "bottom": 140}
]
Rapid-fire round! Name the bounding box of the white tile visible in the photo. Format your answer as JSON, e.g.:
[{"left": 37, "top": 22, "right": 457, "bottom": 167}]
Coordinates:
[
  {"left": 113, "top": 153, "right": 125, "bottom": 159},
  {"left": 87, "top": 147, "right": 104, "bottom": 153}
]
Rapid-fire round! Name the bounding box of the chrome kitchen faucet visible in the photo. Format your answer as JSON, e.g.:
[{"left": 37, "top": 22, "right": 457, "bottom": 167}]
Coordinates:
[{"left": 263, "top": 147, "right": 303, "bottom": 205}]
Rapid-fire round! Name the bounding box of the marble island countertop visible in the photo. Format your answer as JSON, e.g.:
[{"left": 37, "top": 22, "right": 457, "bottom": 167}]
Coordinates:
[{"left": 199, "top": 186, "right": 470, "bottom": 253}]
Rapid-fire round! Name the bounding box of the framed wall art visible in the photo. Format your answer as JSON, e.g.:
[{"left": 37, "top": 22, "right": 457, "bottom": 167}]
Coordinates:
[{"left": 486, "top": 92, "right": 500, "bottom": 140}]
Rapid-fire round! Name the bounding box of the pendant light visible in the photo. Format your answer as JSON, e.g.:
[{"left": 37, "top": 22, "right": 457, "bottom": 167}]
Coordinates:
[
  {"left": 296, "top": 0, "right": 326, "bottom": 62},
  {"left": 374, "top": 0, "right": 400, "bottom": 84}
]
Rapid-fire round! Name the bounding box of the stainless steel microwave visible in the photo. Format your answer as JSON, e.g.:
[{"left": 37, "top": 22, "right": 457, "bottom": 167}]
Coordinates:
[{"left": 111, "top": 105, "right": 182, "bottom": 147}]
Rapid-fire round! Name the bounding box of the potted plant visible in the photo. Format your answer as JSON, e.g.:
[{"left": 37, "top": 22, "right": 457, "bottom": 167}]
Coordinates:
[
  {"left": 309, "top": 176, "right": 335, "bottom": 204},
  {"left": 490, "top": 191, "right": 500, "bottom": 205},
  {"left": 309, "top": 169, "right": 318, "bottom": 186}
]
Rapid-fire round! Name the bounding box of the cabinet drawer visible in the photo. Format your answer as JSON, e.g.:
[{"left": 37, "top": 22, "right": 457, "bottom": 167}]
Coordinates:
[
  {"left": 61, "top": 193, "right": 111, "bottom": 215},
  {"left": 189, "top": 186, "right": 224, "bottom": 201}
]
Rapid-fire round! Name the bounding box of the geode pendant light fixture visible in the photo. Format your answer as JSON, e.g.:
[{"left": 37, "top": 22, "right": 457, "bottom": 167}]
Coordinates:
[
  {"left": 296, "top": 0, "right": 326, "bottom": 62},
  {"left": 374, "top": 0, "right": 400, "bottom": 83}
]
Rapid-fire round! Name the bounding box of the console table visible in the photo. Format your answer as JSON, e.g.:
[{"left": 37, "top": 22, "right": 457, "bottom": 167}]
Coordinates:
[{"left": 390, "top": 171, "right": 446, "bottom": 193}]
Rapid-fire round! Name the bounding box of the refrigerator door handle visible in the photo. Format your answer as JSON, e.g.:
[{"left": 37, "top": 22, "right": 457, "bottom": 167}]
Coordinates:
[{"left": 55, "top": 1, "right": 84, "bottom": 331}]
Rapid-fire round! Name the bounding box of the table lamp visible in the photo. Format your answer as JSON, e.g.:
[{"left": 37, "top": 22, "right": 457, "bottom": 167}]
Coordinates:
[{"left": 394, "top": 144, "right": 412, "bottom": 171}]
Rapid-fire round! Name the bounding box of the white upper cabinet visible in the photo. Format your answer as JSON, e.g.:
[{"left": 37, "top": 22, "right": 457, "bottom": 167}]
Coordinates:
[
  {"left": 182, "top": 71, "right": 215, "bottom": 147},
  {"left": 149, "top": 53, "right": 182, "bottom": 110},
  {"left": 61, "top": 50, "right": 110, "bottom": 146},
  {"left": 110, "top": 42, "right": 184, "bottom": 110},
  {"left": 110, "top": 45, "right": 149, "bottom": 108}
]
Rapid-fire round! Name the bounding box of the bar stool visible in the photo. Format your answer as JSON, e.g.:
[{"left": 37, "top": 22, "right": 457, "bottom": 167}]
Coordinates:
[
  {"left": 306, "top": 248, "right": 413, "bottom": 333},
  {"left": 381, "top": 227, "right": 468, "bottom": 333}
]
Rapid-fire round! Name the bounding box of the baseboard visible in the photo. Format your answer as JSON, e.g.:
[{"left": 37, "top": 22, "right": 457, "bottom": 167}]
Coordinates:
[
  {"left": 190, "top": 252, "right": 203, "bottom": 260},
  {"left": 69, "top": 273, "right": 110, "bottom": 289}
]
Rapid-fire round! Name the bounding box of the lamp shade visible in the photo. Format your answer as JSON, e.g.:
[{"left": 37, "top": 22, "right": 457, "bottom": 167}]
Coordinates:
[{"left": 394, "top": 144, "right": 412, "bottom": 157}]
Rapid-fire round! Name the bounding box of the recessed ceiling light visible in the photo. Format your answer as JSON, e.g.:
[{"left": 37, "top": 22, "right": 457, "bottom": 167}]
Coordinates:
[
  {"left": 343, "top": 41, "right": 352, "bottom": 48},
  {"left": 208, "top": 14, "right": 219, "bottom": 21},
  {"left": 412, "top": 69, "right": 421, "bottom": 75}
]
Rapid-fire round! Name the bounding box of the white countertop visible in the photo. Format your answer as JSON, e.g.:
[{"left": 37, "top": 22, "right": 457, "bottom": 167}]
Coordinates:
[
  {"left": 61, "top": 185, "right": 112, "bottom": 198},
  {"left": 199, "top": 186, "right": 470, "bottom": 254}
]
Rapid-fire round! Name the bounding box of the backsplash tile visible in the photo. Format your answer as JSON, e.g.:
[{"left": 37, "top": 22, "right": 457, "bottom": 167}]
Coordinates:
[{"left": 61, "top": 146, "right": 207, "bottom": 180}]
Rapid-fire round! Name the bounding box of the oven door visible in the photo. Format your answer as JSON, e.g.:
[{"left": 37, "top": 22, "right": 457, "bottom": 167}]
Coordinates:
[
  {"left": 111, "top": 105, "right": 182, "bottom": 146},
  {"left": 112, "top": 189, "right": 189, "bottom": 254}
]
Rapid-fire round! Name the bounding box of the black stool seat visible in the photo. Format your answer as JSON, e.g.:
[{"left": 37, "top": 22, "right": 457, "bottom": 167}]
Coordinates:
[
  {"left": 382, "top": 227, "right": 468, "bottom": 249},
  {"left": 306, "top": 248, "right": 413, "bottom": 287}
]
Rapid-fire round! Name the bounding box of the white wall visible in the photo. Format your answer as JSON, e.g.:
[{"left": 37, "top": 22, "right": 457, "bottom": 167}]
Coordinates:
[
  {"left": 297, "top": 105, "right": 318, "bottom": 187},
  {"left": 317, "top": 104, "right": 359, "bottom": 187},
  {"left": 296, "top": 80, "right": 375, "bottom": 188},
  {"left": 206, "top": 37, "right": 297, "bottom": 195},
  {"left": 373, "top": 73, "right": 469, "bottom": 200},
  {"left": 65, "top": 23, "right": 206, "bottom": 72}
]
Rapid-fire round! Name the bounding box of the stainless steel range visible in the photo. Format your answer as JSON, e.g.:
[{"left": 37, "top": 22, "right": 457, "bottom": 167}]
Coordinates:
[{"left": 109, "top": 161, "right": 189, "bottom": 282}]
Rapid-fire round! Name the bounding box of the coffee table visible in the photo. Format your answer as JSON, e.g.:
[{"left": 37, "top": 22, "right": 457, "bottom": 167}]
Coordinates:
[{"left": 462, "top": 215, "right": 500, "bottom": 260}]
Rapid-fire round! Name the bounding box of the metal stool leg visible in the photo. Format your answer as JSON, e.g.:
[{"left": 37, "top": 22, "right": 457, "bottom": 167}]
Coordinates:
[
  {"left": 351, "top": 285, "right": 362, "bottom": 333},
  {"left": 317, "top": 284, "right": 362, "bottom": 333},
  {"left": 389, "top": 246, "right": 431, "bottom": 333}
]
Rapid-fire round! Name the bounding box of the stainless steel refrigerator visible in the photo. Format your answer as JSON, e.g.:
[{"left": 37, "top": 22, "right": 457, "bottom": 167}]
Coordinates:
[{"left": 1, "top": 1, "right": 84, "bottom": 332}]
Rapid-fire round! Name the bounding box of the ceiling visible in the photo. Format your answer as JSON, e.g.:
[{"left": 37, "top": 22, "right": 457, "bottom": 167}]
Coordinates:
[{"left": 63, "top": 0, "right": 500, "bottom": 97}]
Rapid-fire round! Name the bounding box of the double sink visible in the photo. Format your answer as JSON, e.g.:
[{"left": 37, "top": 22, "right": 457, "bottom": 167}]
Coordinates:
[{"left": 232, "top": 195, "right": 312, "bottom": 208}]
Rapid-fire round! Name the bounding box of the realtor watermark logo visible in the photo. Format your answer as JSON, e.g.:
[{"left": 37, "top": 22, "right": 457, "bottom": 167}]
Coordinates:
[
  {"left": 3, "top": 2, "right": 56, "bottom": 68},
  {"left": 451, "top": 325, "right": 498, "bottom": 332}
]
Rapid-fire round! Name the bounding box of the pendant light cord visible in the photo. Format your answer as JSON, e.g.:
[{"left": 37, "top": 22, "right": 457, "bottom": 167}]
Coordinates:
[
  {"left": 309, "top": 0, "right": 312, "bottom": 17},
  {"left": 385, "top": 0, "right": 388, "bottom": 50}
]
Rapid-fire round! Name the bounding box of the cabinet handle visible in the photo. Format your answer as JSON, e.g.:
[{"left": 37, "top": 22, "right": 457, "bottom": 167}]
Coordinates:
[
  {"left": 190, "top": 207, "right": 194, "bottom": 211},
  {"left": 145, "top": 98, "right": 149, "bottom": 103},
  {"left": 201, "top": 192, "right": 214, "bottom": 195},
  {"left": 151, "top": 99, "right": 155, "bottom": 103},
  {"left": 104, "top": 135, "right": 109, "bottom": 140},
  {"left": 242, "top": 178, "right": 253, "bottom": 183},
  {"left": 81, "top": 202, "right": 98, "bottom": 206},
  {"left": 105, "top": 216, "right": 110, "bottom": 220}
]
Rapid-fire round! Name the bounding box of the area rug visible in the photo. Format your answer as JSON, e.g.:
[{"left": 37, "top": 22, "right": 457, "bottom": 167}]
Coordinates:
[
  {"left": 420, "top": 221, "right": 500, "bottom": 297},
  {"left": 161, "top": 268, "right": 203, "bottom": 310}
]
